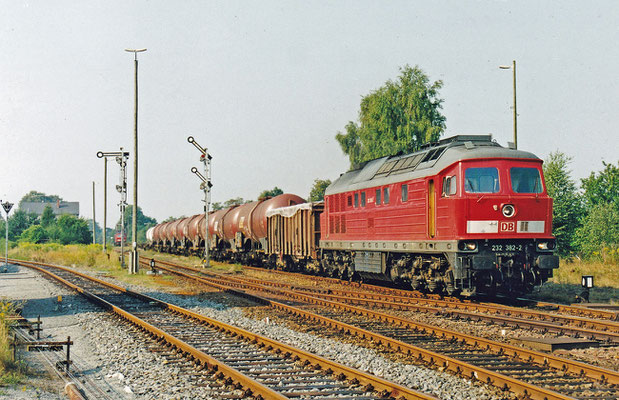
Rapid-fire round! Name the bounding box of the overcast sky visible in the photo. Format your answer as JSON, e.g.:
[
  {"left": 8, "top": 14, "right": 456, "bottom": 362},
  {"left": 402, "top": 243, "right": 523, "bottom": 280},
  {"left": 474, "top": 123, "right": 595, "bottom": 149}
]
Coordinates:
[{"left": 1, "top": 1, "right": 617, "bottom": 226}]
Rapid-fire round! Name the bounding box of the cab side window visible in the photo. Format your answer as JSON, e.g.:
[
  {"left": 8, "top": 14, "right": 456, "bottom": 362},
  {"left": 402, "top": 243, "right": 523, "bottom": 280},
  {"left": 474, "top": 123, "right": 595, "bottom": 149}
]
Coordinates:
[{"left": 442, "top": 176, "right": 457, "bottom": 197}]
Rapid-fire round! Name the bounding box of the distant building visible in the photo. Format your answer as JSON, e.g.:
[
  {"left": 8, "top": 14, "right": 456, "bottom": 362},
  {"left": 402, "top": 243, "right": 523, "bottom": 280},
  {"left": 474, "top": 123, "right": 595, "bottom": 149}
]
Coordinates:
[{"left": 20, "top": 200, "right": 79, "bottom": 217}]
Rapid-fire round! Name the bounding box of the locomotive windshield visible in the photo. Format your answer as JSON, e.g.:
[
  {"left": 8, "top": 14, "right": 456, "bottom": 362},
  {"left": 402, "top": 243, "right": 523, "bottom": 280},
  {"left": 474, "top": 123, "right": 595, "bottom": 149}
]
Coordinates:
[
  {"left": 464, "top": 167, "right": 500, "bottom": 193},
  {"left": 510, "top": 167, "right": 543, "bottom": 193}
]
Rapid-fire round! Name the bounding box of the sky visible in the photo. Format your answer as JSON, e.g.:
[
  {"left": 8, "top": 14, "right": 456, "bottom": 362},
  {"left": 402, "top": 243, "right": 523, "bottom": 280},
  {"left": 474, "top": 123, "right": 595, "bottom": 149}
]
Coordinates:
[{"left": 1, "top": 1, "right": 617, "bottom": 227}]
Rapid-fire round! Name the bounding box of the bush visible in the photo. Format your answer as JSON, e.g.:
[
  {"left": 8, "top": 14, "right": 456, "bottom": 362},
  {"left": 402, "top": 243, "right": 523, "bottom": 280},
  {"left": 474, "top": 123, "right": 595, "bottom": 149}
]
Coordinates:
[
  {"left": 575, "top": 203, "right": 619, "bottom": 263},
  {"left": 19, "top": 225, "right": 48, "bottom": 244}
]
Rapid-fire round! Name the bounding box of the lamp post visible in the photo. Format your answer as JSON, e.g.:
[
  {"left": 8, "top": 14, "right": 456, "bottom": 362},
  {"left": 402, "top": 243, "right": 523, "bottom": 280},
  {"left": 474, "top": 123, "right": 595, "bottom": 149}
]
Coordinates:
[
  {"left": 1, "top": 200, "right": 14, "bottom": 267},
  {"left": 125, "top": 48, "right": 146, "bottom": 274},
  {"left": 97, "top": 149, "right": 130, "bottom": 268},
  {"left": 499, "top": 60, "right": 517, "bottom": 149},
  {"left": 188, "top": 136, "right": 212, "bottom": 267}
]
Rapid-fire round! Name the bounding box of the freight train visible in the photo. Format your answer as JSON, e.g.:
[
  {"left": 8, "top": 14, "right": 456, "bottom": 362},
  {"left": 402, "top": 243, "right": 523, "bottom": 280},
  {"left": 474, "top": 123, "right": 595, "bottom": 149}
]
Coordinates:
[{"left": 147, "top": 135, "right": 559, "bottom": 296}]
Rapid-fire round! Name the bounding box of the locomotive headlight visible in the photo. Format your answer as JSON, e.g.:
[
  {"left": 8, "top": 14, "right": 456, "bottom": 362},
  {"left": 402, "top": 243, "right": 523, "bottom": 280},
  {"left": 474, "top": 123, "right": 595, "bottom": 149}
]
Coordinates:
[
  {"left": 502, "top": 204, "right": 516, "bottom": 218},
  {"left": 458, "top": 241, "right": 477, "bottom": 251},
  {"left": 537, "top": 241, "right": 555, "bottom": 251}
]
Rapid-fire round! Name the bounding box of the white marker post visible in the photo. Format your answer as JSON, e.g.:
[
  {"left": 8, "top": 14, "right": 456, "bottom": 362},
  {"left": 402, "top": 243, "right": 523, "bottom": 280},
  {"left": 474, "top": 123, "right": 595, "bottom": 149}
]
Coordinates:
[{"left": 1, "top": 201, "right": 14, "bottom": 267}]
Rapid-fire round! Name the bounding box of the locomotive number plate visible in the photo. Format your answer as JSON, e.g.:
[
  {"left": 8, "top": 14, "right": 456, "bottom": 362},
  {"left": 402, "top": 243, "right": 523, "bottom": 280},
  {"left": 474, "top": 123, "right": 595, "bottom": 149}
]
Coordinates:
[{"left": 491, "top": 243, "right": 523, "bottom": 253}]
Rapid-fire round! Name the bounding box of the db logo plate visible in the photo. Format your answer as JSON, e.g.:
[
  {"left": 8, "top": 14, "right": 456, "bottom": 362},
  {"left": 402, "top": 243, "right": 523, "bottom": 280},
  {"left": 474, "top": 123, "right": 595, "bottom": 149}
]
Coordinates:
[{"left": 500, "top": 222, "right": 516, "bottom": 232}]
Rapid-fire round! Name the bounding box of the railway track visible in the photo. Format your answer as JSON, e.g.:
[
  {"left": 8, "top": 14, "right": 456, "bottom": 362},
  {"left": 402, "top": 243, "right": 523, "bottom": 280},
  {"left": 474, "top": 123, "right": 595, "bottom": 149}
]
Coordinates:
[
  {"left": 141, "top": 256, "right": 619, "bottom": 400},
  {"left": 238, "top": 264, "right": 618, "bottom": 322},
  {"left": 10, "top": 259, "right": 436, "bottom": 400},
  {"left": 149, "top": 258, "right": 619, "bottom": 343}
]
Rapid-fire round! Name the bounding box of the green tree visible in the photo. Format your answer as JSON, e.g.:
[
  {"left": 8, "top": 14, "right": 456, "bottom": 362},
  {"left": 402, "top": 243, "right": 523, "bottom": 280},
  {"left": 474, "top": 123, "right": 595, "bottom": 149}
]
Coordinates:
[
  {"left": 20, "top": 225, "right": 49, "bottom": 244},
  {"left": 574, "top": 203, "right": 619, "bottom": 262},
  {"left": 7, "top": 210, "right": 37, "bottom": 240},
  {"left": 18, "top": 191, "right": 62, "bottom": 208},
  {"left": 40, "top": 205, "right": 56, "bottom": 228},
  {"left": 116, "top": 206, "right": 157, "bottom": 244},
  {"left": 84, "top": 219, "right": 104, "bottom": 244},
  {"left": 336, "top": 65, "right": 446, "bottom": 168},
  {"left": 543, "top": 152, "right": 583, "bottom": 256},
  {"left": 580, "top": 161, "right": 619, "bottom": 211},
  {"left": 258, "top": 187, "right": 284, "bottom": 200},
  {"left": 212, "top": 197, "right": 249, "bottom": 211},
  {"left": 308, "top": 179, "right": 332, "bottom": 202},
  {"left": 48, "top": 215, "right": 91, "bottom": 245}
]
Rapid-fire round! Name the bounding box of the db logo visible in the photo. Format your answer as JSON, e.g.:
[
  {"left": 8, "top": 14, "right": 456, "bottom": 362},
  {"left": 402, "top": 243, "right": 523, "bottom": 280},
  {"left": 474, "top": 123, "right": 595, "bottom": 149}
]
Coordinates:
[{"left": 500, "top": 222, "right": 516, "bottom": 232}]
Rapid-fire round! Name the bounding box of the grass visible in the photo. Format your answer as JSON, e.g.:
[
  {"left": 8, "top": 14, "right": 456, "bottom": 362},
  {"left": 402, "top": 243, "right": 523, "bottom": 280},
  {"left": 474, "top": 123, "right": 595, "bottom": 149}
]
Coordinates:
[
  {"left": 0, "top": 300, "right": 25, "bottom": 386},
  {"left": 8, "top": 243, "right": 618, "bottom": 305},
  {"left": 529, "top": 259, "right": 618, "bottom": 304}
]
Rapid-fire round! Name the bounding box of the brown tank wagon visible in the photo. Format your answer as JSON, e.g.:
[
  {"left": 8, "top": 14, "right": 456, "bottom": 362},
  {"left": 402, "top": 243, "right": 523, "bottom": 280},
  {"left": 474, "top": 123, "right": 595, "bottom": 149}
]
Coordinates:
[
  {"left": 222, "top": 205, "right": 245, "bottom": 242},
  {"left": 152, "top": 223, "right": 165, "bottom": 244},
  {"left": 163, "top": 219, "right": 182, "bottom": 244},
  {"left": 175, "top": 217, "right": 191, "bottom": 242},
  {"left": 250, "top": 194, "right": 306, "bottom": 242},
  {"left": 184, "top": 214, "right": 203, "bottom": 245},
  {"left": 147, "top": 194, "right": 306, "bottom": 261}
]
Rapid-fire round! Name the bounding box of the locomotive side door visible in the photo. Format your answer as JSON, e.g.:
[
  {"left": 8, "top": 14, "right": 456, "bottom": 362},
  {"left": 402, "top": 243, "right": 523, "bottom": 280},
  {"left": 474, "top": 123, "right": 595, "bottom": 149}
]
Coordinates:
[{"left": 428, "top": 179, "right": 435, "bottom": 238}]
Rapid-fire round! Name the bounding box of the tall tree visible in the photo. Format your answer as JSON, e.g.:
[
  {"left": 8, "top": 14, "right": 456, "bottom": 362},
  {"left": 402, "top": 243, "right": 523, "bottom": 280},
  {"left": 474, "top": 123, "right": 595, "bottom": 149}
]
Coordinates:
[
  {"left": 116, "top": 206, "right": 157, "bottom": 244},
  {"left": 258, "top": 187, "right": 284, "bottom": 200},
  {"left": 7, "top": 210, "right": 37, "bottom": 240},
  {"left": 212, "top": 197, "right": 249, "bottom": 211},
  {"left": 117, "top": 206, "right": 157, "bottom": 230},
  {"left": 308, "top": 179, "right": 332, "bottom": 202},
  {"left": 580, "top": 161, "right": 619, "bottom": 211},
  {"left": 336, "top": 65, "right": 446, "bottom": 167},
  {"left": 40, "top": 205, "right": 56, "bottom": 228},
  {"left": 543, "top": 152, "right": 582, "bottom": 256},
  {"left": 18, "top": 191, "right": 62, "bottom": 208}
]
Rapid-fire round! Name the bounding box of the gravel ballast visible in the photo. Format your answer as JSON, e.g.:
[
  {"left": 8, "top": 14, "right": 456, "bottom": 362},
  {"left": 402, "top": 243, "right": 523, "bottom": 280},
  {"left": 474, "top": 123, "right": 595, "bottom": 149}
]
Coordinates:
[{"left": 3, "top": 263, "right": 508, "bottom": 399}]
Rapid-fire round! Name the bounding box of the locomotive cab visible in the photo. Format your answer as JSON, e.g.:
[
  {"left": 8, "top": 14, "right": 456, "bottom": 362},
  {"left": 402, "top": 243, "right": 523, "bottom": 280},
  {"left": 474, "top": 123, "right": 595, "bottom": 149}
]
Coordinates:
[{"left": 447, "top": 158, "right": 559, "bottom": 296}]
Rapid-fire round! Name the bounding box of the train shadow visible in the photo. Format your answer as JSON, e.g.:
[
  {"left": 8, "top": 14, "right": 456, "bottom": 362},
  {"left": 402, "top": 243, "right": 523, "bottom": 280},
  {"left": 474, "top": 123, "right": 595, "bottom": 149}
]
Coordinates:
[
  {"left": 139, "top": 289, "right": 267, "bottom": 310},
  {"left": 18, "top": 294, "right": 106, "bottom": 319}
]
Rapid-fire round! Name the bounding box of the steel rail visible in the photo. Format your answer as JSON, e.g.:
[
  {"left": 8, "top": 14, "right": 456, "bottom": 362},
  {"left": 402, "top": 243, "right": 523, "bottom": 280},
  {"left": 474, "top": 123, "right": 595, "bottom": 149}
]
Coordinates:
[
  {"left": 233, "top": 265, "right": 619, "bottom": 332},
  {"left": 148, "top": 258, "right": 619, "bottom": 342},
  {"left": 12, "top": 258, "right": 436, "bottom": 400},
  {"left": 144, "top": 258, "right": 619, "bottom": 400},
  {"left": 239, "top": 263, "right": 618, "bottom": 321},
  {"left": 291, "top": 291, "right": 619, "bottom": 343},
  {"left": 15, "top": 260, "right": 287, "bottom": 400},
  {"left": 528, "top": 300, "right": 618, "bottom": 321}
]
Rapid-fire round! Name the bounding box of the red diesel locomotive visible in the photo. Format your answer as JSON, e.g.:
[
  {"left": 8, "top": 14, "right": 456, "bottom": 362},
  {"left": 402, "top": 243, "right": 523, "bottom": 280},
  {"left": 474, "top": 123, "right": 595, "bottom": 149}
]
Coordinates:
[
  {"left": 147, "top": 135, "right": 559, "bottom": 296},
  {"left": 319, "top": 135, "right": 558, "bottom": 296}
]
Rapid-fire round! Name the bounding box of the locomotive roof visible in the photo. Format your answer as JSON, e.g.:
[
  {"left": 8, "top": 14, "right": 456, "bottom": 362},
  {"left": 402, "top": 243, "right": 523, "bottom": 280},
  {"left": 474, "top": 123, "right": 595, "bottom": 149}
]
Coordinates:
[{"left": 325, "top": 135, "right": 540, "bottom": 195}]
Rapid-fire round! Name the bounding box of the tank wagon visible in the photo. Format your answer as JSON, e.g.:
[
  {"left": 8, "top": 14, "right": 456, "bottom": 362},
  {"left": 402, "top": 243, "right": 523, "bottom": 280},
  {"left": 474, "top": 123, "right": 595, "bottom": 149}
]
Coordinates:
[
  {"left": 149, "top": 194, "right": 306, "bottom": 263},
  {"left": 148, "top": 135, "right": 559, "bottom": 296}
]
